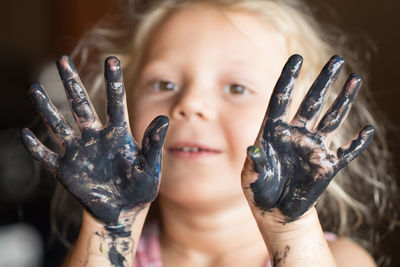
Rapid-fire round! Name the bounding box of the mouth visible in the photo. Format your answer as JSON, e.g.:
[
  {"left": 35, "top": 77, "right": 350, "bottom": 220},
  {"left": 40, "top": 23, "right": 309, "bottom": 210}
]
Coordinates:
[{"left": 166, "top": 142, "right": 221, "bottom": 159}]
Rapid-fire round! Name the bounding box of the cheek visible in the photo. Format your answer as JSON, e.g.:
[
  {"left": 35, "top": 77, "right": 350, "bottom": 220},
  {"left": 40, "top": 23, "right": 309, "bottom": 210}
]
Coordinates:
[
  {"left": 223, "top": 100, "right": 268, "bottom": 162},
  {"left": 128, "top": 98, "right": 158, "bottom": 143}
]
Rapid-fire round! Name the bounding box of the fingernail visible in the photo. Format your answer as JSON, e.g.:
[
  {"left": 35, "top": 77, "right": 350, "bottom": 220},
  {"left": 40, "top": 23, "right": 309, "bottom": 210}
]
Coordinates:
[
  {"left": 325, "top": 55, "right": 344, "bottom": 79},
  {"left": 56, "top": 54, "right": 76, "bottom": 81},
  {"left": 106, "top": 56, "right": 122, "bottom": 83},
  {"left": 247, "top": 146, "right": 262, "bottom": 159}
]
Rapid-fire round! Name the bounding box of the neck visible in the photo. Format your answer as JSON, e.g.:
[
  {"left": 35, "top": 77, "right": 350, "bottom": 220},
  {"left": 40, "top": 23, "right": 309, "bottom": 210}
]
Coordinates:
[{"left": 159, "top": 195, "right": 268, "bottom": 267}]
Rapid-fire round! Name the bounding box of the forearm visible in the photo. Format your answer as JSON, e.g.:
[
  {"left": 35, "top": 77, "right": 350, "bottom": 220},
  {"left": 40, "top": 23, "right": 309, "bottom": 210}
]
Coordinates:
[
  {"left": 254, "top": 208, "right": 336, "bottom": 267},
  {"left": 63, "top": 207, "right": 149, "bottom": 267}
]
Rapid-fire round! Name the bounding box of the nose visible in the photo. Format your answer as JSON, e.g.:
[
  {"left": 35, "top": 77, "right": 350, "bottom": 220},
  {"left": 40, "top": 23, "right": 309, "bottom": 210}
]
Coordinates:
[{"left": 171, "top": 84, "right": 216, "bottom": 121}]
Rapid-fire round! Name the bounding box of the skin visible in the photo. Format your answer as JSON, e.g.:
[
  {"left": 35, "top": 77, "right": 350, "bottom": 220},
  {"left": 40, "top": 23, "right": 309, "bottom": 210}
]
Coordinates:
[
  {"left": 21, "top": 55, "right": 169, "bottom": 266},
  {"left": 243, "top": 54, "right": 375, "bottom": 221},
  {"left": 273, "top": 245, "right": 290, "bottom": 266}
]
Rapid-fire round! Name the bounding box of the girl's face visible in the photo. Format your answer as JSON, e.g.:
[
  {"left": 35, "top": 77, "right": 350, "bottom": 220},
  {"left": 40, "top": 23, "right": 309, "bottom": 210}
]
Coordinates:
[{"left": 129, "top": 4, "right": 288, "bottom": 208}]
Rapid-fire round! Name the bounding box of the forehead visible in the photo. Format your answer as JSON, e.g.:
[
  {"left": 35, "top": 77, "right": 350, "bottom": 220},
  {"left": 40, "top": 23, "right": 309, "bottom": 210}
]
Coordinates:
[{"left": 143, "top": 3, "right": 288, "bottom": 67}]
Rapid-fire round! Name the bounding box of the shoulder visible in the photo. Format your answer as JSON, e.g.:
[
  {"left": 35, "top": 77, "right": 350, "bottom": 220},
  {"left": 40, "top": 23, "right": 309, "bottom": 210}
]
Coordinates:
[{"left": 327, "top": 237, "right": 376, "bottom": 267}]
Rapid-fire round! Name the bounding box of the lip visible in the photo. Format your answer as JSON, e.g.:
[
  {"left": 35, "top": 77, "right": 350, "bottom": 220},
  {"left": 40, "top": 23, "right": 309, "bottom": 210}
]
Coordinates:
[{"left": 166, "top": 141, "right": 222, "bottom": 159}]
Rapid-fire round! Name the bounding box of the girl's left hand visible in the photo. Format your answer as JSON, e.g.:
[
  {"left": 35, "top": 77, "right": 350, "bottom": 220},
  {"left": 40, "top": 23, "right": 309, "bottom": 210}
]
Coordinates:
[{"left": 241, "top": 54, "right": 374, "bottom": 222}]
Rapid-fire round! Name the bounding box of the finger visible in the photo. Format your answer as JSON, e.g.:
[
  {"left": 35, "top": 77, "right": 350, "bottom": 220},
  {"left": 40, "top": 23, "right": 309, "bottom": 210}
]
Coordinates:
[
  {"left": 29, "top": 82, "right": 75, "bottom": 144},
  {"left": 316, "top": 73, "right": 362, "bottom": 136},
  {"left": 56, "top": 55, "right": 102, "bottom": 130},
  {"left": 141, "top": 115, "right": 170, "bottom": 176},
  {"left": 21, "top": 128, "right": 60, "bottom": 172},
  {"left": 246, "top": 145, "right": 283, "bottom": 211},
  {"left": 336, "top": 125, "right": 374, "bottom": 170},
  {"left": 266, "top": 54, "right": 303, "bottom": 122},
  {"left": 246, "top": 146, "right": 268, "bottom": 175},
  {"left": 292, "top": 55, "right": 344, "bottom": 129},
  {"left": 241, "top": 147, "right": 262, "bottom": 187},
  {"left": 105, "top": 56, "right": 128, "bottom": 127}
]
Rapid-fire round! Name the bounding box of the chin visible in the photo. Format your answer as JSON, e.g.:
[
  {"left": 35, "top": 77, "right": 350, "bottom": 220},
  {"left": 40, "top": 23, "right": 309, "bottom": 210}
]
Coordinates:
[{"left": 159, "top": 174, "right": 245, "bottom": 211}]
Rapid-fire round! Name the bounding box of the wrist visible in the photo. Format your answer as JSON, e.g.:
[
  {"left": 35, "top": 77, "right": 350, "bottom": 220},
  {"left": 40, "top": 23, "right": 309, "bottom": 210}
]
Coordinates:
[
  {"left": 82, "top": 205, "right": 150, "bottom": 236},
  {"left": 255, "top": 207, "right": 326, "bottom": 246},
  {"left": 252, "top": 207, "right": 336, "bottom": 267},
  {"left": 254, "top": 207, "right": 319, "bottom": 236},
  {"left": 66, "top": 207, "right": 150, "bottom": 267}
]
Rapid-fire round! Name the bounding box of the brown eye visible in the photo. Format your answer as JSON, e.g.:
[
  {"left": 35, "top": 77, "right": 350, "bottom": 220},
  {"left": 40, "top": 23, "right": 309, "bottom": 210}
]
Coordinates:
[
  {"left": 223, "top": 84, "right": 248, "bottom": 95},
  {"left": 154, "top": 81, "right": 179, "bottom": 91}
]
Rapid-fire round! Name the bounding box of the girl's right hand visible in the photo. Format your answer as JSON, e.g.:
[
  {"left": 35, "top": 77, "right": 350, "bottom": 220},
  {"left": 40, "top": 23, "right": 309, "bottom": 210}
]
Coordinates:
[{"left": 21, "top": 55, "right": 169, "bottom": 228}]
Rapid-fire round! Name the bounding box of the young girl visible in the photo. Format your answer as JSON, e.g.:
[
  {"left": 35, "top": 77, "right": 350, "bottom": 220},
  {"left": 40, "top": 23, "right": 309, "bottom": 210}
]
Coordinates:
[{"left": 22, "top": 0, "right": 393, "bottom": 266}]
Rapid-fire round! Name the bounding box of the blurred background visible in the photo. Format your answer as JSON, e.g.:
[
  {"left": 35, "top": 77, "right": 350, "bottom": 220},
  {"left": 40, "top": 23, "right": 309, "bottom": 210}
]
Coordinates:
[{"left": 0, "top": 0, "right": 398, "bottom": 266}]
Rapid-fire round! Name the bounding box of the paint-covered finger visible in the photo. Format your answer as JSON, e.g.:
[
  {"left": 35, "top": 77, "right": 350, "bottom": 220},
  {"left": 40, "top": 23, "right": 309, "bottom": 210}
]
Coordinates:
[
  {"left": 56, "top": 55, "right": 102, "bottom": 130},
  {"left": 317, "top": 74, "right": 362, "bottom": 136},
  {"left": 336, "top": 125, "right": 374, "bottom": 170},
  {"left": 246, "top": 144, "right": 283, "bottom": 211},
  {"left": 267, "top": 54, "right": 303, "bottom": 122},
  {"left": 105, "top": 56, "right": 127, "bottom": 127},
  {"left": 141, "top": 115, "right": 170, "bottom": 176},
  {"left": 292, "top": 55, "right": 344, "bottom": 129},
  {"left": 241, "top": 147, "right": 261, "bottom": 187},
  {"left": 29, "top": 82, "right": 75, "bottom": 144},
  {"left": 246, "top": 146, "right": 268, "bottom": 175},
  {"left": 21, "top": 128, "right": 60, "bottom": 172}
]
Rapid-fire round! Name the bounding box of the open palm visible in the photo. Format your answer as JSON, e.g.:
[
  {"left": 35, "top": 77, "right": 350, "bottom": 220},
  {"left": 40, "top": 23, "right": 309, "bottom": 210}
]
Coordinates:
[
  {"left": 242, "top": 55, "right": 374, "bottom": 221},
  {"left": 22, "top": 55, "right": 169, "bottom": 226}
]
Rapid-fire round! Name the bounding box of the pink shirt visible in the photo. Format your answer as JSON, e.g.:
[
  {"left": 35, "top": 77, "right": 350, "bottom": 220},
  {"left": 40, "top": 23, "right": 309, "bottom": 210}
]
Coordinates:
[{"left": 134, "top": 223, "right": 337, "bottom": 267}]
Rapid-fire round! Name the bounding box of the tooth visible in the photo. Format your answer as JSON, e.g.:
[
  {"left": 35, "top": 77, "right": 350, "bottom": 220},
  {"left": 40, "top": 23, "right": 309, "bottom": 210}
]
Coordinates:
[{"left": 180, "top": 147, "right": 202, "bottom": 152}]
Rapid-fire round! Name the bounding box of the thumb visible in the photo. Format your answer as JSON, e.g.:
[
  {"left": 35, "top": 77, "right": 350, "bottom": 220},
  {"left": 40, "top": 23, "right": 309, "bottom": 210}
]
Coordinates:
[{"left": 141, "top": 115, "right": 169, "bottom": 177}]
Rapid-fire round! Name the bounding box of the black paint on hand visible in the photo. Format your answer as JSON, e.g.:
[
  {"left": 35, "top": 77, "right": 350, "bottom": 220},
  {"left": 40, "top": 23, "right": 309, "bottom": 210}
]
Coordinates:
[
  {"left": 21, "top": 55, "right": 169, "bottom": 226},
  {"left": 273, "top": 245, "right": 290, "bottom": 266},
  {"left": 245, "top": 55, "right": 374, "bottom": 221}
]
